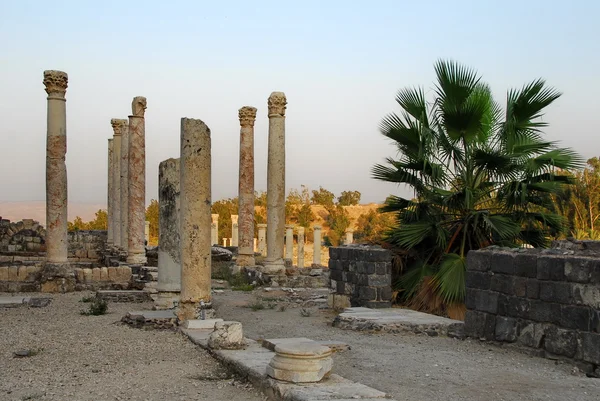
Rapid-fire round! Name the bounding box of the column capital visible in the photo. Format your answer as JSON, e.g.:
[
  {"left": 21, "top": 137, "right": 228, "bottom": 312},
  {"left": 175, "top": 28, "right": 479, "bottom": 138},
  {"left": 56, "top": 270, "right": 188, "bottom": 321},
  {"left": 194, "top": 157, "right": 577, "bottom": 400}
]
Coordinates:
[
  {"left": 43, "top": 70, "right": 68, "bottom": 97},
  {"left": 239, "top": 106, "right": 257, "bottom": 127},
  {"left": 285, "top": 224, "right": 295, "bottom": 229},
  {"left": 258, "top": 223, "right": 267, "bottom": 228},
  {"left": 131, "top": 96, "right": 147, "bottom": 117},
  {"left": 313, "top": 225, "right": 322, "bottom": 230},
  {"left": 110, "top": 118, "right": 128, "bottom": 136},
  {"left": 211, "top": 213, "right": 219, "bottom": 221},
  {"left": 231, "top": 214, "right": 239, "bottom": 224},
  {"left": 268, "top": 92, "right": 287, "bottom": 117}
]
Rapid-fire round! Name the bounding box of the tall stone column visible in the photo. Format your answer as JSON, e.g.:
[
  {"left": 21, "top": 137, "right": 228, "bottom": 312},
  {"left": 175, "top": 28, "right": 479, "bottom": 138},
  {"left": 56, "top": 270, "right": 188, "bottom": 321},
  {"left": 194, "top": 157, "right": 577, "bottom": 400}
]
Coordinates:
[
  {"left": 297, "top": 226, "right": 305, "bottom": 268},
  {"left": 127, "top": 97, "right": 147, "bottom": 264},
  {"left": 231, "top": 215, "right": 239, "bottom": 247},
  {"left": 111, "top": 119, "right": 125, "bottom": 248},
  {"left": 237, "top": 106, "right": 257, "bottom": 266},
  {"left": 177, "top": 118, "right": 212, "bottom": 321},
  {"left": 258, "top": 224, "right": 267, "bottom": 256},
  {"left": 145, "top": 221, "right": 150, "bottom": 244},
  {"left": 157, "top": 158, "right": 181, "bottom": 309},
  {"left": 120, "top": 120, "right": 130, "bottom": 250},
  {"left": 285, "top": 224, "right": 294, "bottom": 262},
  {"left": 222, "top": 238, "right": 227, "bottom": 247},
  {"left": 264, "top": 92, "right": 287, "bottom": 274},
  {"left": 345, "top": 229, "right": 354, "bottom": 245},
  {"left": 312, "top": 225, "right": 322, "bottom": 267},
  {"left": 107, "top": 139, "right": 114, "bottom": 246},
  {"left": 43, "top": 70, "right": 69, "bottom": 263},
  {"left": 211, "top": 214, "right": 219, "bottom": 246}
]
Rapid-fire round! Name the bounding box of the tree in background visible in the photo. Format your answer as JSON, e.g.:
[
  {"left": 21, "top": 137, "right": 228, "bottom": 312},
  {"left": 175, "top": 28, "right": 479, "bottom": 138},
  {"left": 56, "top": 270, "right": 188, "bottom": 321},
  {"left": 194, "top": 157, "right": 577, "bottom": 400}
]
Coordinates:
[
  {"left": 337, "top": 190, "right": 361, "bottom": 206},
  {"left": 68, "top": 210, "right": 108, "bottom": 231},
  {"left": 145, "top": 199, "right": 159, "bottom": 245},
  {"left": 373, "top": 60, "right": 580, "bottom": 317},
  {"left": 68, "top": 216, "right": 87, "bottom": 231},
  {"left": 354, "top": 209, "right": 395, "bottom": 244},
  {"left": 254, "top": 191, "right": 267, "bottom": 207},
  {"left": 324, "top": 205, "right": 351, "bottom": 246},
  {"left": 311, "top": 186, "right": 335, "bottom": 208},
  {"left": 212, "top": 198, "right": 239, "bottom": 241}
]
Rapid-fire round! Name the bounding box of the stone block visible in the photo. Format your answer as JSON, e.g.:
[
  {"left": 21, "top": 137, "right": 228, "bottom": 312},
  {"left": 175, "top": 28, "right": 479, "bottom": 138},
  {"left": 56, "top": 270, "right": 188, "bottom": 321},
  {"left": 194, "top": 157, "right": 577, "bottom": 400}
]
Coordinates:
[
  {"left": 329, "top": 247, "right": 340, "bottom": 260},
  {"left": 377, "top": 286, "right": 392, "bottom": 301},
  {"left": 544, "top": 326, "right": 577, "bottom": 358},
  {"left": 506, "top": 296, "right": 531, "bottom": 319},
  {"left": 362, "top": 301, "right": 392, "bottom": 309},
  {"left": 592, "top": 310, "right": 600, "bottom": 333},
  {"left": 375, "top": 262, "right": 389, "bottom": 275},
  {"left": 517, "top": 320, "right": 549, "bottom": 348},
  {"left": 564, "top": 256, "right": 595, "bottom": 283},
  {"left": 581, "top": 332, "right": 600, "bottom": 364},
  {"left": 514, "top": 253, "right": 538, "bottom": 278},
  {"left": 344, "top": 283, "right": 354, "bottom": 296},
  {"left": 182, "top": 318, "right": 224, "bottom": 329},
  {"left": 465, "top": 289, "right": 498, "bottom": 314},
  {"left": 336, "top": 280, "right": 345, "bottom": 294},
  {"left": 83, "top": 268, "right": 93, "bottom": 283},
  {"left": 74, "top": 268, "right": 85, "bottom": 283},
  {"left": 490, "top": 252, "right": 515, "bottom": 275},
  {"left": 359, "top": 286, "right": 377, "bottom": 301},
  {"left": 367, "top": 274, "right": 390, "bottom": 287},
  {"left": 0, "top": 266, "right": 8, "bottom": 281},
  {"left": 208, "top": 321, "right": 244, "bottom": 350},
  {"left": 339, "top": 247, "right": 349, "bottom": 260},
  {"left": 355, "top": 261, "right": 366, "bottom": 274},
  {"left": 328, "top": 293, "right": 351, "bottom": 310},
  {"left": 17, "top": 266, "right": 28, "bottom": 281},
  {"left": 572, "top": 284, "right": 600, "bottom": 308},
  {"left": 330, "top": 269, "right": 342, "bottom": 281},
  {"left": 526, "top": 279, "right": 540, "bottom": 299},
  {"left": 559, "top": 305, "right": 591, "bottom": 331},
  {"left": 8, "top": 266, "right": 18, "bottom": 281},
  {"left": 464, "top": 310, "right": 495, "bottom": 340},
  {"left": 466, "top": 250, "right": 491, "bottom": 272},
  {"left": 465, "top": 271, "right": 491, "bottom": 290},
  {"left": 119, "top": 266, "right": 132, "bottom": 282},
  {"left": 495, "top": 316, "right": 517, "bottom": 342},
  {"left": 0, "top": 255, "right": 13, "bottom": 264},
  {"left": 108, "top": 267, "right": 118, "bottom": 281},
  {"left": 75, "top": 249, "right": 87, "bottom": 258},
  {"left": 539, "top": 281, "right": 572, "bottom": 304},
  {"left": 368, "top": 248, "right": 391, "bottom": 262},
  {"left": 99, "top": 267, "right": 109, "bottom": 281},
  {"left": 91, "top": 268, "right": 101, "bottom": 282},
  {"left": 365, "top": 262, "right": 376, "bottom": 275},
  {"left": 537, "top": 255, "right": 565, "bottom": 281},
  {"left": 87, "top": 250, "right": 99, "bottom": 259},
  {"left": 491, "top": 274, "right": 513, "bottom": 295},
  {"left": 529, "top": 300, "right": 561, "bottom": 324},
  {"left": 266, "top": 342, "right": 333, "bottom": 383},
  {"left": 26, "top": 265, "right": 40, "bottom": 277}
]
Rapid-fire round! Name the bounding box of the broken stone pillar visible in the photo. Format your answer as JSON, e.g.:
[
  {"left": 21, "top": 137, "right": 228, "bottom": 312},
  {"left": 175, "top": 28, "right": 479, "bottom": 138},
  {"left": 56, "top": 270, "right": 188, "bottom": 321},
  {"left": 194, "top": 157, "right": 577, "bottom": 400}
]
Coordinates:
[
  {"left": 345, "top": 228, "right": 354, "bottom": 245},
  {"left": 313, "top": 225, "right": 322, "bottom": 267},
  {"left": 127, "top": 96, "right": 147, "bottom": 264},
  {"left": 207, "top": 321, "right": 245, "bottom": 350},
  {"left": 297, "top": 226, "right": 305, "bottom": 268},
  {"left": 258, "top": 224, "right": 267, "bottom": 256},
  {"left": 43, "top": 70, "right": 69, "bottom": 263},
  {"left": 231, "top": 215, "right": 239, "bottom": 247},
  {"left": 254, "top": 238, "right": 258, "bottom": 252},
  {"left": 264, "top": 92, "right": 287, "bottom": 274},
  {"left": 177, "top": 118, "right": 212, "bottom": 321},
  {"left": 237, "top": 106, "right": 257, "bottom": 267},
  {"left": 285, "top": 224, "right": 294, "bottom": 262},
  {"left": 157, "top": 158, "right": 181, "bottom": 309},
  {"left": 266, "top": 343, "right": 333, "bottom": 383},
  {"left": 211, "top": 214, "right": 219, "bottom": 246},
  {"left": 111, "top": 119, "right": 125, "bottom": 248},
  {"left": 222, "top": 238, "right": 227, "bottom": 247},
  {"left": 120, "top": 119, "right": 130, "bottom": 250},
  {"left": 107, "top": 138, "right": 114, "bottom": 247}
]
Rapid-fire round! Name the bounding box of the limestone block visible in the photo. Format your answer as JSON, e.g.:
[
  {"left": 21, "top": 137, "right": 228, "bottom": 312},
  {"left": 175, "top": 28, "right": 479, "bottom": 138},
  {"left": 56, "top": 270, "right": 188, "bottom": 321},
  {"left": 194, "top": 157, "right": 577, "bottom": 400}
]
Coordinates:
[
  {"left": 266, "top": 342, "right": 333, "bottom": 383},
  {"left": 8, "top": 266, "right": 18, "bottom": 281},
  {"left": 108, "top": 267, "right": 118, "bottom": 281},
  {"left": 181, "top": 318, "right": 223, "bottom": 329},
  {"left": 91, "top": 268, "right": 101, "bottom": 282},
  {"left": 88, "top": 250, "right": 99, "bottom": 259},
  {"left": 26, "top": 265, "right": 41, "bottom": 276},
  {"left": 17, "top": 266, "right": 28, "bottom": 281},
  {"left": 0, "top": 255, "right": 13, "bottom": 263},
  {"left": 74, "top": 268, "right": 85, "bottom": 283},
  {"left": 118, "top": 266, "right": 132, "bottom": 282},
  {"left": 0, "top": 267, "right": 8, "bottom": 281},
  {"left": 100, "top": 267, "right": 109, "bottom": 281},
  {"left": 75, "top": 249, "right": 87, "bottom": 258},
  {"left": 83, "top": 268, "right": 93, "bottom": 283},
  {"left": 208, "top": 321, "right": 245, "bottom": 349}
]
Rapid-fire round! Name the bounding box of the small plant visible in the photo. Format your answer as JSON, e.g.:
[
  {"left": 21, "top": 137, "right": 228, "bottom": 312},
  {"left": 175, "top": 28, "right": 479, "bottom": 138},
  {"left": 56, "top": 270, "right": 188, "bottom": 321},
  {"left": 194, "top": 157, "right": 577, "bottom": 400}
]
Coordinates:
[
  {"left": 248, "top": 299, "right": 265, "bottom": 311},
  {"left": 232, "top": 283, "right": 254, "bottom": 292},
  {"left": 79, "top": 295, "right": 95, "bottom": 303},
  {"left": 278, "top": 305, "right": 287, "bottom": 312},
  {"left": 80, "top": 299, "right": 108, "bottom": 316},
  {"left": 300, "top": 308, "right": 312, "bottom": 317}
]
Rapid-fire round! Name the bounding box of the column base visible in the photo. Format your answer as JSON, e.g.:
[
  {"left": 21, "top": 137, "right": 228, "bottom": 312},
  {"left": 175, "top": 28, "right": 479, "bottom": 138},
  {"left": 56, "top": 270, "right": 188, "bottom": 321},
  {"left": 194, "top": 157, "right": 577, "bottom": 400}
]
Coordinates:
[
  {"left": 126, "top": 253, "right": 147, "bottom": 264},
  {"left": 261, "top": 258, "right": 285, "bottom": 275},
  {"left": 176, "top": 300, "right": 215, "bottom": 322},
  {"left": 40, "top": 262, "right": 76, "bottom": 293},
  {"left": 154, "top": 291, "right": 180, "bottom": 310}
]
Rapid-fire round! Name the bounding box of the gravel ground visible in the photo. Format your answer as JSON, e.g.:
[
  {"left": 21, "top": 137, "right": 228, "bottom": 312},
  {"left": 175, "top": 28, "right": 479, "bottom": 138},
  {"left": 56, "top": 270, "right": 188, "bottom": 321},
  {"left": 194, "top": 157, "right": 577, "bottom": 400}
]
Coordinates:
[
  {"left": 0, "top": 292, "right": 265, "bottom": 401},
  {"left": 214, "top": 288, "right": 600, "bottom": 401}
]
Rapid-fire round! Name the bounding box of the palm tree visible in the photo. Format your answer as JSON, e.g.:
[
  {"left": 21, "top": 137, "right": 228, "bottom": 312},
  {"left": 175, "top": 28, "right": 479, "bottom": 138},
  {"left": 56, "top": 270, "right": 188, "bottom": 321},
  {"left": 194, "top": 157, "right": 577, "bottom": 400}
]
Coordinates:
[{"left": 373, "top": 60, "right": 581, "bottom": 313}]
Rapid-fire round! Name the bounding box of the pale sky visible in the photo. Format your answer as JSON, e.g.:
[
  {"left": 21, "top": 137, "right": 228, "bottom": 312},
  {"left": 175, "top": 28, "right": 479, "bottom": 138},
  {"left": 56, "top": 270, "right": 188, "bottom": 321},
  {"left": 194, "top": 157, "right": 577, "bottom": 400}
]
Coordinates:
[{"left": 0, "top": 0, "right": 598, "bottom": 206}]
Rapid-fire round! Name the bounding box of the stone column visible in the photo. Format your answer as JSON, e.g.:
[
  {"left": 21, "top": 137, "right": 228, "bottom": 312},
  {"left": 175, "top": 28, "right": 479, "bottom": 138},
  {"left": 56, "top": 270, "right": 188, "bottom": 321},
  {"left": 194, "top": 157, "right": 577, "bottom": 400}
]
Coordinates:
[
  {"left": 237, "top": 106, "right": 257, "bottom": 266},
  {"left": 285, "top": 224, "right": 294, "bottom": 262},
  {"left": 127, "top": 97, "right": 147, "bottom": 264},
  {"left": 264, "top": 92, "right": 287, "bottom": 274},
  {"left": 107, "top": 139, "right": 114, "bottom": 246},
  {"left": 120, "top": 120, "right": 130, "bottom": 250},
  {"left": 211, "top": 214, "right": 219, "bottom": 246},
  {"left": 43, "top": 70, "right": 69, "bottom": 263},
  {"left": 312, "top": 225, "right": 322, "bottom": 267},
  {"left": 145, "top": 221, "right": 150, "bottom": 245},
  {"left": 231, "top": 215, "right": 239, "bottom": 247},
  {"left": 258, "top": 224, "right": 267, "bottom": 256},
  {"left": 345, "top": 229, "right": 354, "bottom": 245},
  {"left": 157, "top": 158, "right": 181, "bottom": 309},
  {"left": 297, "top": 226, "right": 305, "bottom": 268},
  {"left": 111, "top": 119, "right": 125, "bottom": 248},
  {"left": 222, "top": 238, "right": 227, "bottom": 247},
  {"left": 254, "top": 238, "right": 258, "bottom": 252},
  {"left": 178, "top": 118, "right": 212, "bottom": 321}
]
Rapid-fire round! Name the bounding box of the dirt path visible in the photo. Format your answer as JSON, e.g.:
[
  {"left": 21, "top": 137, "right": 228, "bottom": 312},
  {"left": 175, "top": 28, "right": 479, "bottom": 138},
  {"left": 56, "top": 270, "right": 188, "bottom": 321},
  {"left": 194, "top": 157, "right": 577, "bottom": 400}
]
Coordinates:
[
  {"left": 0, "top": 292, "right": 265, "bottom": 401},
  {"left": 214, "top": 288, "right": 600, "bottom": 401}
]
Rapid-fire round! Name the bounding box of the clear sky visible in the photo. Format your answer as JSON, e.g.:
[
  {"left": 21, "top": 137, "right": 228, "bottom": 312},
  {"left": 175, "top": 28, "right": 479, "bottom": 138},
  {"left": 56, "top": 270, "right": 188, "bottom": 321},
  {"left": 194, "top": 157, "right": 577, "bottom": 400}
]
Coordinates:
[{"left": 0, "top": 0, "right": 598, "bottom": 206}]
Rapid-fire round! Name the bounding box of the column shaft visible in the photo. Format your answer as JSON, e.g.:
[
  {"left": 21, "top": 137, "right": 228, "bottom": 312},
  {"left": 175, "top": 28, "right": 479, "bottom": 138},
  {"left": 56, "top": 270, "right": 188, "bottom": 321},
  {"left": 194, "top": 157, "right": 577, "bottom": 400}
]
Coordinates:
[
  {"left": 313, "top": 225, "right": 322, "bottom": 266},
  {"left": 107, "top": 139, "right": 114, "bottom": 246},
  {"left": 120, "top": 124, "right": 130, "bottom": 250},
  {"left": 237, "top": 106, "right": 257, "bottom": 266},
  {"left": 297, "top": 227, "right": 305, "bottom": 268},
  {"left": 258, "top": 224, "right": 267, "bottom": 256},
  {"left": 211, "top": 214, "right": 219, "bottom": 246},
  {"left": 285, "top": 224, "right": 294, "bottom": 262},
  {"left": 111, "top": 119, "right": 126, "bottom": 248}
]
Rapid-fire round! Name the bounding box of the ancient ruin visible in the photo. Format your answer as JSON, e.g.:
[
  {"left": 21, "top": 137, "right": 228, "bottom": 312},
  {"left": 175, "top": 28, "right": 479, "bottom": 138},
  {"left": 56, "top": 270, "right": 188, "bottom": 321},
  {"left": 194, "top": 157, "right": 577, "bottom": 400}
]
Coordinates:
[{"left": 237, "top": 106, "right": 257, "bottom": 267}]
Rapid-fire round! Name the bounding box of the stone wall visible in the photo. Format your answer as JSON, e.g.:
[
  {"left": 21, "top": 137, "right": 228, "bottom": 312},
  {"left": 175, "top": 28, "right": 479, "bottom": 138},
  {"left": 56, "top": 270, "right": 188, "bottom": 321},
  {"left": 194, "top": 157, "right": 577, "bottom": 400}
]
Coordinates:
[
  {"left": 464, "top": 245, "right": 600, "bottom": 373},
  {"left": 67, "top": 230, "right": 107, "bottom": 263},
  {"left": 0, "top": 218, "right": 46, "bottom": 253},
  {"left": 328, "top": 245, "right": 392, "bottom": 309}
]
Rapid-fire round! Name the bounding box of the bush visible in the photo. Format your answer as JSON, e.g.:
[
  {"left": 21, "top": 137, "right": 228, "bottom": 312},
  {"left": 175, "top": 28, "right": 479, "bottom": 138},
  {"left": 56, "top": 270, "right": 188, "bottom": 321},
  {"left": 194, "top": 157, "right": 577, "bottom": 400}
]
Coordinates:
[{"left": 80, "top": 299, "right": 108, "bottom": 316}]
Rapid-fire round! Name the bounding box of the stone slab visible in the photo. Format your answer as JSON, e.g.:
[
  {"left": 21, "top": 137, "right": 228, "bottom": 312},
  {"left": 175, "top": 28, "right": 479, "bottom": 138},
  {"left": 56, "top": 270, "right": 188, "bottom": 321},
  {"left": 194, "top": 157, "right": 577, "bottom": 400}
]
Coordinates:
[
  {"left": 96, "top": 290, "right": 151, "bottom": 303},
  {"left": 333, "top": 307, "right": 464, "bottom": 337},
  {"left": 0, "top": 296, "right": 29, "bottom": 307},
  {"left": 181, "top": 318, "right": 224, "bottom": 329},
  {"left": 262, "top": 337, "right": 317, "bottom": 351},
  {"left": 127, "top": 310, "right": 176, "bottom": 319}
]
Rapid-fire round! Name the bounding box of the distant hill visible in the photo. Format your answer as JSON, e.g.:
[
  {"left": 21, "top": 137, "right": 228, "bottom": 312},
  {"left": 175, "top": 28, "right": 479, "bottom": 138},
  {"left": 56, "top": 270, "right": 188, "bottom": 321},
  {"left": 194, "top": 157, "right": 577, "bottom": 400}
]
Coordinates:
[{"left": 0, "top": 201, "right": 105, "bottom": 225}]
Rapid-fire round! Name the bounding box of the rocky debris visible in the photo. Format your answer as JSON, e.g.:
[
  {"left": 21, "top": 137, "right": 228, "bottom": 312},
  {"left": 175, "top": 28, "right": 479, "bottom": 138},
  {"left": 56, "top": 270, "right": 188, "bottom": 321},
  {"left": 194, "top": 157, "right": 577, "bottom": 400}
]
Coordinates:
[
  {"left": 96, "top": 290, "right": 151, "bottom": 303},
  {"left": 208, "top": 321, "right": 246, "bottom": 350},
  {"left": 121, "top": 310, "right": 178, "bottom": 330},
  {"left": 212, "top": 246, "right": 234, "bottom": 262}
]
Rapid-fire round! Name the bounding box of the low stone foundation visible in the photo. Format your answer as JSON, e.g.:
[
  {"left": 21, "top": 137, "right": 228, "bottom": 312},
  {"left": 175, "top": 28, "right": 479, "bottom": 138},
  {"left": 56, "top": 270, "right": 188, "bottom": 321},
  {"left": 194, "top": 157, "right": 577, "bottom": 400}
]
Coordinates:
[
  {"left": 96, "top": 289, "right": 150, "bottom": 303},
  {"left": 121, "top": 310, "right": 178, "bottom": 330}
]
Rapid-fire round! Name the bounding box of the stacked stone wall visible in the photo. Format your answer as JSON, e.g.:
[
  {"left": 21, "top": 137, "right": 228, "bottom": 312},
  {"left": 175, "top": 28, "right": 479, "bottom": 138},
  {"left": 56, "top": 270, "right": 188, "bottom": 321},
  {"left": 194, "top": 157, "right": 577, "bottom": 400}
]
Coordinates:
[
  {"left": 0, "top": 218, "right": 46, "bottom": 253},
  {"left": 465, "top": 245, "right": 600, "bottom": 373},
  {"left": 328, "top": 245, "right": 392, "bottom": 309}
]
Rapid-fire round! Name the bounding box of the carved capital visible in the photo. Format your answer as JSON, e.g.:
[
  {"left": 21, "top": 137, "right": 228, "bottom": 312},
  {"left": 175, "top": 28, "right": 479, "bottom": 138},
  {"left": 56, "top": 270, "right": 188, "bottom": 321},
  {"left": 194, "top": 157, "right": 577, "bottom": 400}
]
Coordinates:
[
  {"left": 238, "top": 106, "right": 257, "bottom": 127},
  {"left": 131, "top": 96, "right": 147, "bottom": 117},
  {"left": 267, "top": 92, "right": 287, "bottom": 117},
  {"left": 110, "top": 118, "right": 128, "bottom": 136},
  {"left": 43, "top": 70, "right": 68, "bottom": 97}
]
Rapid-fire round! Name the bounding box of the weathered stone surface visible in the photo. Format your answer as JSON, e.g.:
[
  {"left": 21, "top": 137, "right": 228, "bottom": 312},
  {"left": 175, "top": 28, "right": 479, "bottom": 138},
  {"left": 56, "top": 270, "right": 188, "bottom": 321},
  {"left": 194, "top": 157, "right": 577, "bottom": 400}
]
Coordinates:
[
  {"left": 107, "top": 138, "right": 114, "bottom": 245},
  {"left": 44, "top": 70, "right": 69, "bottom": 263},
  {"left": 158, "top": 158, "right": 181, "bottom": 294},
  {"left": 126, "top": 96, "right": 147, "bottom": 264},
  {"left": 297, "top": 227, "right": 305, "bottom": 268},
  {"left": 120, "top": 118, "right": 130, "bottom": 250},
  {"left": 177, "top": 118, "right": 212, "bottom": 321},
  {"left": 110, "top": 119, "right": 126, "bottom": 248},
  {"left": 208, "top": 321, "right": 245, "bottom": 350},
  {"left": 312, "top": 225, "right": 322, "bottom": 266},
  {"left": 257, "top": 224, "right": 267, "bottom": 256},
  {"left": 121, "top": 309, "right": 177, "bottom": 330},
  {"left": 96, "top": 290, "right": 150, "bottom": 303},
  {"left": 237, "top": 107, "right": 257, "bottom": 266},
  {"left": 182, "top": 318, "right": 223, "bottom": 329},
  {"left": 266, "top": 342, "right": 333, "bottom": 383}
]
